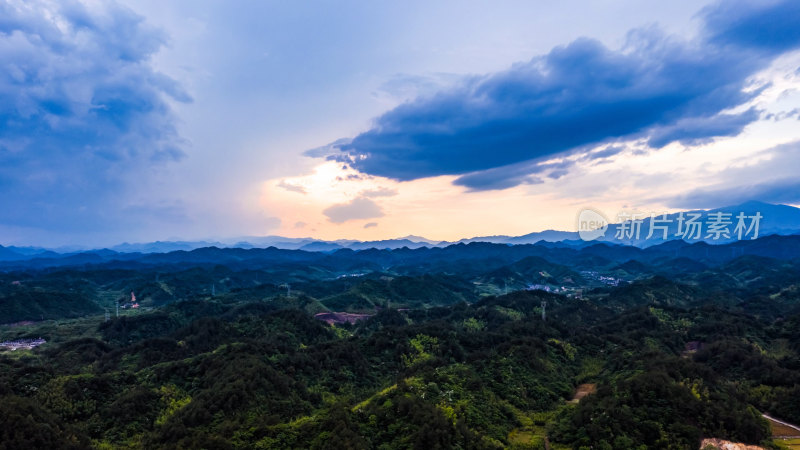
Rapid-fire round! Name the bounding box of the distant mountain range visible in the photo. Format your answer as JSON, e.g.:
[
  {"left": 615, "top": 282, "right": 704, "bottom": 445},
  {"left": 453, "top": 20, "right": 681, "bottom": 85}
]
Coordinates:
[
  {"left": 0, "top": 201, "right": 798, "bottom": 261},
  {"left": 1, "top": 232, "right": 799, "bottom": 274}
]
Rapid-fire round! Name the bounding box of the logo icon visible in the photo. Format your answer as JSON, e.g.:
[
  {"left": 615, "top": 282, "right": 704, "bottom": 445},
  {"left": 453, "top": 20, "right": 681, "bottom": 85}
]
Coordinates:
[{"left": 577, "top": 208, "right": 609, "bottom": 241}]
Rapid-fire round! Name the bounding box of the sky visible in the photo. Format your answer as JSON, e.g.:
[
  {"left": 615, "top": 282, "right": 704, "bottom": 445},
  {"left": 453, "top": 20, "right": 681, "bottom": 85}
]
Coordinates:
[{"left": 1, "top": 0, "right": 800, "bottom": 247}]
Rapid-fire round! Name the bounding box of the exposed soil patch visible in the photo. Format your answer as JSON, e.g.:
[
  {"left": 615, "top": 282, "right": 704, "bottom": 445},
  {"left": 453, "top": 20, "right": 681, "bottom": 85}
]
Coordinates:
[
  {"left": 314, "top": 311, "right": 373, "bottom": 325},
  {"left": 569, "top": 383, "right": 597, "bottom": 403},
  {"left": 700, "top": 438, "right": 765, "bottom": 449}
]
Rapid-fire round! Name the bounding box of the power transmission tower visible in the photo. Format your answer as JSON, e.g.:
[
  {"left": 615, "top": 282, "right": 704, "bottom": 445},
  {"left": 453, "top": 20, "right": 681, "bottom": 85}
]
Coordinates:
[{"left": 541, "top": 301, "right": 547, "bottom": 321}]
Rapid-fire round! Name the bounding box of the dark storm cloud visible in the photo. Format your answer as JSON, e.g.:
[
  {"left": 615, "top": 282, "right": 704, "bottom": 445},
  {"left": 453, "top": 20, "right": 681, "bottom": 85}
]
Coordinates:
[
  {"left": 702, "top": 0, "right": 800, "bottom": 53},
  {"left": 321, "top": 0, "right": 800, "bottom": 191},
  {"left": 0, "top": 0, "right": 190, "bottom": 231}
]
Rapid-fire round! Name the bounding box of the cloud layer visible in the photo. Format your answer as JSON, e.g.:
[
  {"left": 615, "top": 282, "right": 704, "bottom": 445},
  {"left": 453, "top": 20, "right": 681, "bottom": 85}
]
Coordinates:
[
  {"left": 325, "top": 0, "right": 800, "bottom": 191},
  {"left": 322, "top": 197, "right": 384, "bottom": 224},
  {"left": 663, "top": 140, "right": 800, "bottom": 209},
  {"left": 0, "top": 0, "right": 189, "bottom": 231}
]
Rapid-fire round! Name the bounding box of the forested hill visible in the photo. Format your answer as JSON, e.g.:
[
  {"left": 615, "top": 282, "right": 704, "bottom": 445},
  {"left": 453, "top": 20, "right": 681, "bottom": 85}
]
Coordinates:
[
  {"left": 2, "top": 280, "right": 799, "bottom": 448},
  {"left": 0, "top": 233, "right": 799, "bottom": 448}
]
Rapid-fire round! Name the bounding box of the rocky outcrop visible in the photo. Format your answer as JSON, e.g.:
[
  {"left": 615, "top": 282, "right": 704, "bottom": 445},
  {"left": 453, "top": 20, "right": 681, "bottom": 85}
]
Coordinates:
[{"left": 700, "top": 438, "right": 765, "bottom": 450}]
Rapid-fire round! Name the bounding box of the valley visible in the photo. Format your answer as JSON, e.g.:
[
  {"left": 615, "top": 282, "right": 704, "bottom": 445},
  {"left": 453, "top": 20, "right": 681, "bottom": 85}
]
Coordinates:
[{"left": 1, "top": 236, "right": 799, "bottom": 448}]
